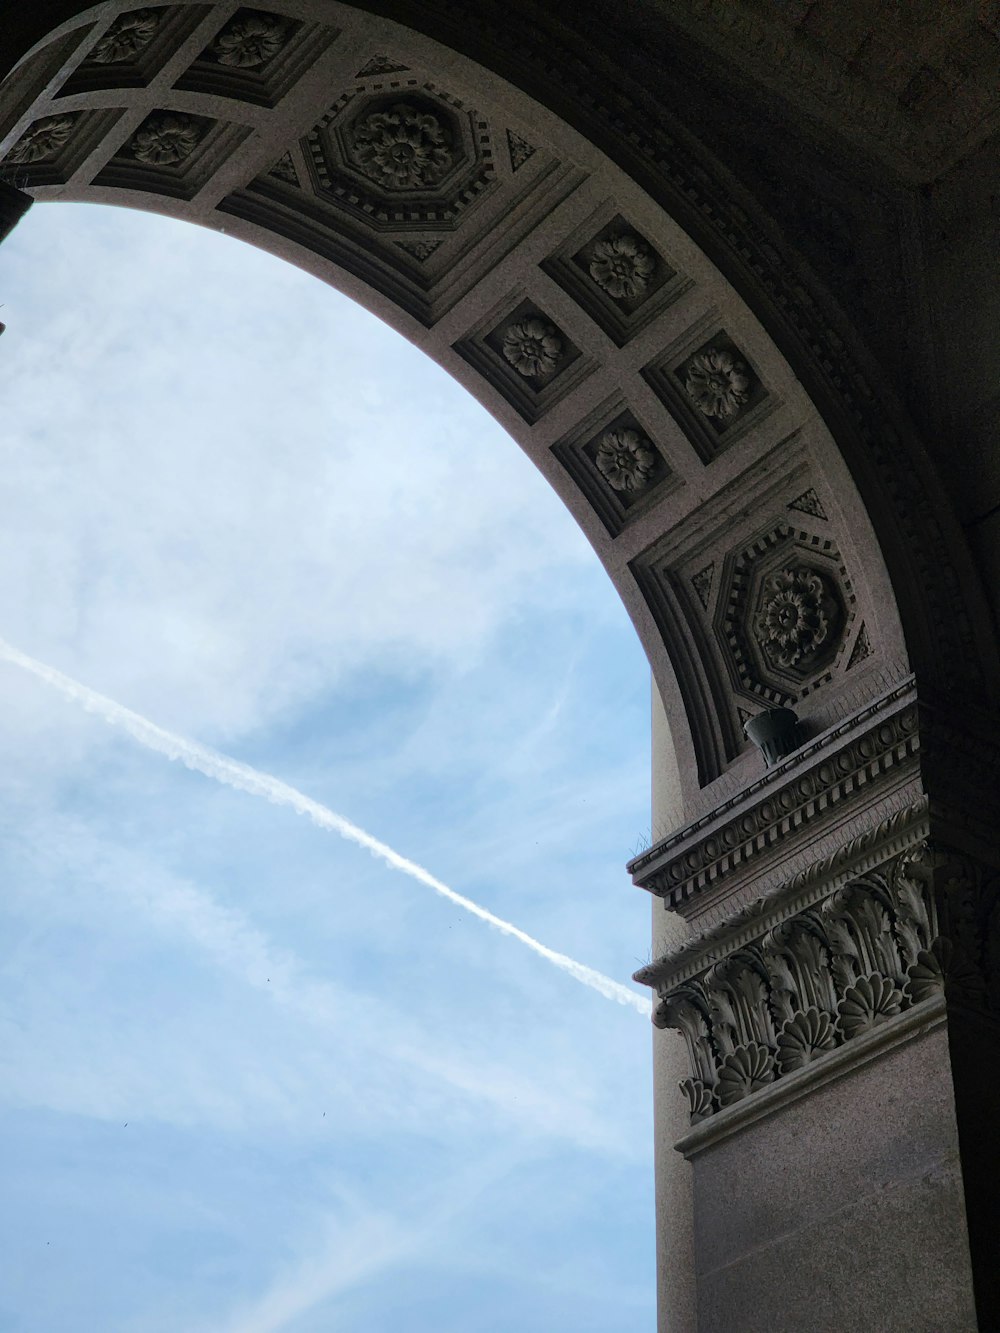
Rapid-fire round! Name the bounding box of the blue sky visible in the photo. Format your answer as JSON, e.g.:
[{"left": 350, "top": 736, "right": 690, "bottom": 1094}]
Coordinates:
[{"left": 0, "top": 202, "right": 656, "bottom": 1331}]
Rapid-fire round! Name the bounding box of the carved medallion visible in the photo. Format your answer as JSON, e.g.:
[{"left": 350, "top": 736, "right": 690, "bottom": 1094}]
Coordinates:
[
  {"left": 348, "top": 101, "right": 454, "bottom": 190},
  {"left": 211, "top": 12, "right": 288, "bottom": 68},
  {"left": 717, "top": 523, "right": 854, "bottom": 704},
  {"left": 753, "top": 565, "right": 841, "bottom": 672},
  {"left": 501, "top": 317, "right": 563, "bottom": 379},
  {"left": 5, "top": 114, "right": 77, "bottom": 164},
  {"left": 589, "top": 233, "right": 656, "bottom": 300},
  {"left": 130, "top": 112, "right": 203, "bottom": 165},
  {"left": 89, "top": 8, "right": 162, "bottom": 64},
  {"left": 683, "top": 346, "right": 752, "bottom": 421},
  {"left": 594, "top": 427, "right": 657, "bottom": 493}
]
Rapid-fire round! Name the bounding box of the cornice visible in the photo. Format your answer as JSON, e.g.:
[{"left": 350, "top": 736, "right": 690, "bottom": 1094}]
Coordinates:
[
  {"left": 628, "top": 679, "right": 919, "bottom": 910},
  {"left": 635, "top": 798, "right": 930, "bottom": 992}
]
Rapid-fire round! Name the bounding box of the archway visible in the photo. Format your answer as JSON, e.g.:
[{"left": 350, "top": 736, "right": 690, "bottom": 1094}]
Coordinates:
[
  {"left": 0, "top": 198, "right": 660, "bottom": 1330},
  {"left": 4, "top": 5, "right": 999, "bottom": 1330}
]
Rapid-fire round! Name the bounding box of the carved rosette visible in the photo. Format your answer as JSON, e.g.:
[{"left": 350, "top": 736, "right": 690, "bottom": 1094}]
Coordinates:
[
  {"left": 211, "top": 12, "right": 288, "bottom": 67},
  {"left": 683, "top": 347, "right": 751, "bottom": 420},
  {"left": 348, "top": 102, "right": 453, "bottom": 190},
  {"left": 753, "top": 566, "right": 840, "bottom": 671},
  {"left": 589, "top": 233, "right": 655, "bottom": 300},
  {"left": 594, "top": 428, "right": 657, "bottom": 493},
  {"left": 130, "top": 113, "right": 203, "bottom": 165},
  {"left": 645, "top": 845, "right": 1000, "bottom": 1124},
  {"left": 90, "top": 9, "right": 162, "bottom": 64},
  {"left": 5, "top": 114, "right": 78, "bottom": 165},
  {"left": 501, "top": 318, "right": 562, "bottom": 379}
]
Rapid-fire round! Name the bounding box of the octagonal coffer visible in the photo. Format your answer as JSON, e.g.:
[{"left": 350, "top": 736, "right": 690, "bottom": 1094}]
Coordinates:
[
  {"left": 305, "top": 87, "right": 495, "bottom": 231},
  {"left": 717, "top": 523, "right": 856, "bottom": 706}
]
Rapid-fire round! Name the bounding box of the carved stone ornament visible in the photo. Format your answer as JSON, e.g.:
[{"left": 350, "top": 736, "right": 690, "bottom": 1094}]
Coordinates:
[
  {"left": 646, "top": 844, "right": 1000, "bottom": 1124},
  {"left": 589, "top": 233, "right": 656, "bottom": 300},
  {"left": 348, "top": 102, "right": 454, "bottom": 190},
  {"left": 89, "top": 8, "right": 162, "bottom": 64},
  {"left": 130, "top": 113, "right": 203, "bottom": 166},
  {"left": 6, "top": 114, "right": 77, "bottom": 164},
  {"left": 683, "top": 346, "right": 752, "bottom": 420},
  {"left": 501, "top": 317, "right": 563, "bottom": 378},
  {"left": 594, "top": 427, "right": 657, "bottom": 493},
  {"left": 753, "top": 565, "right": 838, "bottom": 670},
  {"left": 211, "top": 12, "right": 288, "bottom": 68},
  {"left": 506, "top": 128, "right": 536, "bottom": 171},
  {"left": 268, "top": 152, "right": 298, "bottom": 185}
]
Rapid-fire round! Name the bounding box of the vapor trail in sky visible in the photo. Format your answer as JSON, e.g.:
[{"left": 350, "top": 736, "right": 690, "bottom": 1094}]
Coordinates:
[{"left": 0, "top": 637, "right": 651, "bottom": 1015}]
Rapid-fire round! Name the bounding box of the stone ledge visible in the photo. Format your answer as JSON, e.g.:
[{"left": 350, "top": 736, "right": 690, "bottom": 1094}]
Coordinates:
[{"left": 675, "top": 996, "right": 945, "bottom": 1159}]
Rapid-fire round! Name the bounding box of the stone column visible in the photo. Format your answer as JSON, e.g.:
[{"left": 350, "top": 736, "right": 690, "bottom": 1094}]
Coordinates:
[{"left": 634, "top": 685, "right": 1000, "bottom": 1332}]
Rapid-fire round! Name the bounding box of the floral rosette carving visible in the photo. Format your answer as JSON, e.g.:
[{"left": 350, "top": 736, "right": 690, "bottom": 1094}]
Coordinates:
[
  {"left": 754, "top": 566, "right": 838, "bottom": 669},
  {"left": 683, "top": 346, "right": 752, "bottom": 420},
  {"left": 836, "top": 973, "right": 902, "bottom": 1039},
  {"left": 130, "top": 113, "right": 203, "bottom": 166},
  {"left": 212, "top": 12, "right": 288, "bottom": 68},
  {"left": 589, "top": 233, "right": 656, "bottom": 300},
  {"left": 350, "top": 102, "right": 453, "bottom": 190},
  {"left": 90, "top": 9, "right": 161, "bottom": 64},
  {"left": 6, "top": 114, "right": 77, "bottom": 165},
  {"left": 501, "top": 318, "right": 563, "bottom": 379},
  {"left": 716, "top": 1042, "right": 774, "bottom": 1106},
  {"left": 594, "top": 428, "right": 657, "bottom": 493},
  {"left": 776, "top": 1007, "right": 836, "bottom": 1073}
]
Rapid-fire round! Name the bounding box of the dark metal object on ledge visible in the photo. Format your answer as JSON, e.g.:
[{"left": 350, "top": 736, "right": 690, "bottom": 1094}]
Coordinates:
[{"left": 744, "top": 706, "right": 800, "bottom": 766}]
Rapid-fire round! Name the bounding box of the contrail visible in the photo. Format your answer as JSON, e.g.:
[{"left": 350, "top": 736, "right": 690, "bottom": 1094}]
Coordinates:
[{"left": 0, "top": 637, "right": 651, "bottom": 1015}]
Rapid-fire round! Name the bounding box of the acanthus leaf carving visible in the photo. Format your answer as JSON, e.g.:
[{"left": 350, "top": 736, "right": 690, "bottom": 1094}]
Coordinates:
[
  {"left": 776, "top": 1007, "right": 836, "bottom": 1073},
  {"left": 648, "top": 844, "right": 1000, "bottom": 1126},
  {"left": 679, "top": 1077, "right": 714, "bottom": 1123},
  {"left": 717, "top": 1041, "right": 774, "bottom": 1106},
  {"left": 836, "top": 972, "right": 903, "bottom": 1039}
]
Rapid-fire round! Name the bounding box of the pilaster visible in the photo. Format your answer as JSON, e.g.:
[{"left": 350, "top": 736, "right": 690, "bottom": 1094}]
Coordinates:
[{"left": 634, "top": 687, "right": 1000, "bottom": 1332}]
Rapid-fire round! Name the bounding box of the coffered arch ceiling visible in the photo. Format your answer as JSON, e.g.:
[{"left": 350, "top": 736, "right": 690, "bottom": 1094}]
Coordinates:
[{"left": 1, "top": 1, "right": 995, "bottom": 822}]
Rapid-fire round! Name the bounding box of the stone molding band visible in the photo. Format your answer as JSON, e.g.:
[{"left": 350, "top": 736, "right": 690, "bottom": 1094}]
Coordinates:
[
  {"left": 639, "top": 842, "right": 1000, "bottom": 1129},
  {"left": 628, "top": 681, "right": 919, "bottom": 910}
]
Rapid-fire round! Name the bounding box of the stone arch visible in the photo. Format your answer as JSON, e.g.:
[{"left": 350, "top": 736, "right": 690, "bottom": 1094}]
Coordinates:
[
  {"left": 3, "top": 1, "right": 987, "bottom": 828},
  {"left": 5, "top": 6, "right": 1000, "bottom": 1331}
]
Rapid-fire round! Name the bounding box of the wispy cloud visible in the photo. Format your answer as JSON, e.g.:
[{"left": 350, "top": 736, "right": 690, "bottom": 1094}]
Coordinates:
[
  {"left": 207, "top": 1158, "right": 518, "bottom": 1333},
  {"left": 0, "top": 636, "right": 651, "bottom": 1016}
]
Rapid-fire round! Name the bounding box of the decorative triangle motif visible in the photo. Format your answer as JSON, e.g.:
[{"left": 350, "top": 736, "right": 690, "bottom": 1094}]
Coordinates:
[
  {"left": 788, "top": 487, "right": 828, "bottom": 520},
  {"left": 847, "top": 623, "right": 872, "bottom": 668},
  {"left": 737, "top": 706, "right": 753, "bottom": 730},
  {"left": 394, "top": 238, "right": 443, "bottom": 263},
  {"left": 268, "top": 152, "right": 299, "bottom": 186},
  {"left": 355, "top": 54, "right": 410, "bottom": 77},
  {"left": 691, "top": 562, "right": 715, "bottom": 610},
  {"left": 506, "top": 128, "right": 536, "bottom": 171}
]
